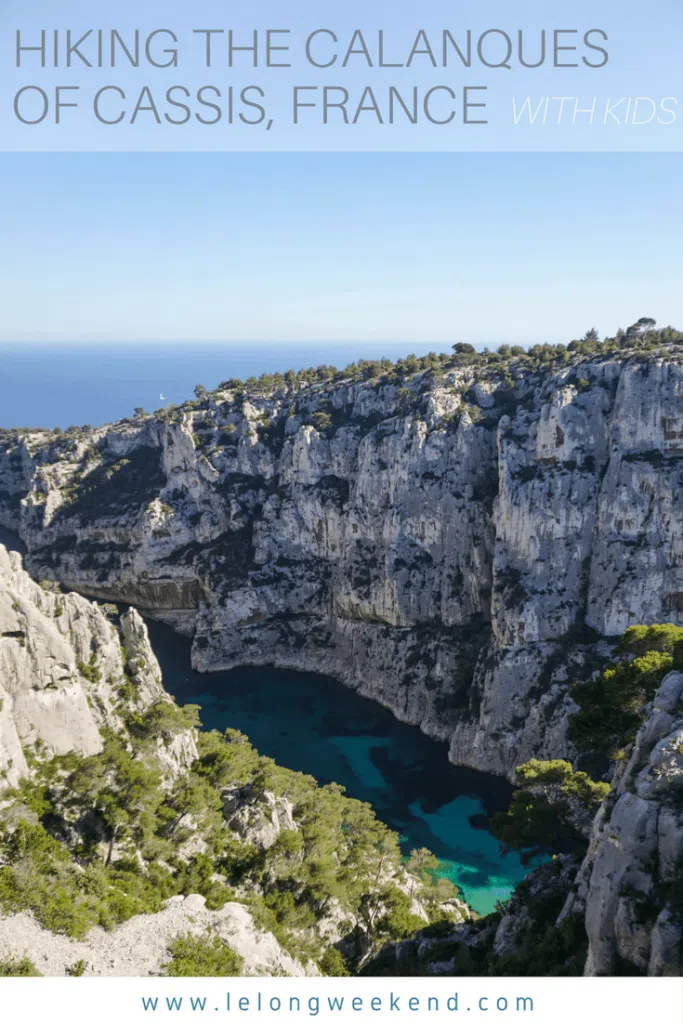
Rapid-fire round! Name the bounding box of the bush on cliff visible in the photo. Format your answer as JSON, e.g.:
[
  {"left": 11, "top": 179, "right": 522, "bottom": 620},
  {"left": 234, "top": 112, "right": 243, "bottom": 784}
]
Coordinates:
[
  {"left": 0, "top": 955, "right": 42, "bottom": 977},
  {"left": 568, "top": 624, "right": 683, "bottom": 765},
  {"left": 162, "top": 933, "right": 244, "bottom": 977},
  {"left": 490, "top": 759, "right": 608, "bottom": 862}
]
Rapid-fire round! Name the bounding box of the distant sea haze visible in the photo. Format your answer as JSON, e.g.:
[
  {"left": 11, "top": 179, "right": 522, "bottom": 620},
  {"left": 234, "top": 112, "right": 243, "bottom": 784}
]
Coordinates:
[{"left": 0, "top": 341, "right": 452, "bottom": 431}]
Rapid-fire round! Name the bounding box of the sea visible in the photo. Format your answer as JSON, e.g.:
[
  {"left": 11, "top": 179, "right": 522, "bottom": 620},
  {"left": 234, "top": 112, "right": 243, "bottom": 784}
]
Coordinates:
[{"left": 0, "top": 341, "right": 451, "bottom": 431}]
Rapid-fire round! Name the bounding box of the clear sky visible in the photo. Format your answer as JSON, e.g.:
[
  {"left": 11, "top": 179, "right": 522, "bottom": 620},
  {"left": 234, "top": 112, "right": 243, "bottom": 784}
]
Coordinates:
[{"left": 0, "top": 152, "right": 680, "bottom": 345}]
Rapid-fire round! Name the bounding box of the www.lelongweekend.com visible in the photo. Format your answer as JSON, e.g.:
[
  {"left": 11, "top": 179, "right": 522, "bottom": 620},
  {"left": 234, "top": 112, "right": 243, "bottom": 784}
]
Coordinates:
[{"left": 139, "top": 990, "right": 535, "bottom": 1015}]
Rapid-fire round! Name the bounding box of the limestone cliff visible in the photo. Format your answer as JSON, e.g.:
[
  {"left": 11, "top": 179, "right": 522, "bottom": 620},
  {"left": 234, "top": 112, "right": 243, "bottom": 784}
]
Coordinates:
[
  {"left": 0, "top": 350, "right": 681, "bottom": 779},
  {"left": 562, "top": 670, "right": 683, "bottom": 976},
  {"left": 0, "top": 543, "right": 195, "bottom": 787}
]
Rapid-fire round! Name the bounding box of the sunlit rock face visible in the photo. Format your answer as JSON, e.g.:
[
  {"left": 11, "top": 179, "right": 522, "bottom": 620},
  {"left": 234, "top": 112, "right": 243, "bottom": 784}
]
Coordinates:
[
  {"left": 0, "top": 544, "right": 196, "bottom": 786},
  {"left": 1, "top": 352, "right": 681, "bottom": 779}
]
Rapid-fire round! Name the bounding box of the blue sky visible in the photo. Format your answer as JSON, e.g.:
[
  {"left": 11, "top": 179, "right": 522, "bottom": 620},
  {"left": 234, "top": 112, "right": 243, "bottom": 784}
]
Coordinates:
[{"left": 0, "top": 152, "right": 680, "bottom": 345}]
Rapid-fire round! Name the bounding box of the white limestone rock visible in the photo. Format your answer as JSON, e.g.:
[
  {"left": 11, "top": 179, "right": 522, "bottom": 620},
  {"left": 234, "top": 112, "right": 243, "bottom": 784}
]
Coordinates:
[
  {"left": 0, "top": 544, "right": 195, "bottom": 783},
  {"left": 0, "top": 896, "right": 316, "bottom": 977},
  {"left": 223, "top": 785, "right": 297, "bottom": 850},
  {"left": 572, "top": 672, "right": 683, "bottom": 976}
]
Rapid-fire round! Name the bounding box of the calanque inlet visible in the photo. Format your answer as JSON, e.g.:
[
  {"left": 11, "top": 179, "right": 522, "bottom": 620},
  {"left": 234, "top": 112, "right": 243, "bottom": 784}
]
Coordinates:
[{"left": 0, "top": 327, "right": 682, "bottom": 977}]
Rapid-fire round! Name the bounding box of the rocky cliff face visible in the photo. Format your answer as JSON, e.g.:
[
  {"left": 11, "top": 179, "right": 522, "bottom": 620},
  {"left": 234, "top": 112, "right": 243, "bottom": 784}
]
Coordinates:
[
  {"left": 562, "top": 670, "right": 683, "bottom": 976},
  {"left": 1, "top": 351, "right": 681, "bottom": 779},
  {"left": 0, "top": 543, "right": 196, "bottom": 787}
]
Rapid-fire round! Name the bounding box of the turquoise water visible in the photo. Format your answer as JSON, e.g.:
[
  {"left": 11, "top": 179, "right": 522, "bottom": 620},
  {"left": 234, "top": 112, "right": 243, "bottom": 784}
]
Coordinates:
[{"left": 146, "top": 620, "right": 531, "bottom": 915}]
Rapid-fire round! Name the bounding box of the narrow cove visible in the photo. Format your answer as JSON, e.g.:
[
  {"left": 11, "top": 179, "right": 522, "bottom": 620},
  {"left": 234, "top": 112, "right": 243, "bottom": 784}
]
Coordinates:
[
  {"left": 0, "top": 527, "right": 535, "bottom": 917},
  {"left": 146, "top": 619, "right": 534, "bottom": 916}
]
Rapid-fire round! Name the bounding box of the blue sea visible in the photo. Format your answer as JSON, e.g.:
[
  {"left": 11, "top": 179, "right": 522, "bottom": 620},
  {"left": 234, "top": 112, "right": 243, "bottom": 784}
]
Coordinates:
[{"left": 0, "top": 341, "right": 450, "bottom": 431}]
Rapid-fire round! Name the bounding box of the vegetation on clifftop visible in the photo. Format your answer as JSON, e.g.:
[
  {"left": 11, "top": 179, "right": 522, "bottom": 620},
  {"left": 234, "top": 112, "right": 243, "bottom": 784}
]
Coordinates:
[{"left": 0, "top": 318, "right": 680, "bottom": 442}]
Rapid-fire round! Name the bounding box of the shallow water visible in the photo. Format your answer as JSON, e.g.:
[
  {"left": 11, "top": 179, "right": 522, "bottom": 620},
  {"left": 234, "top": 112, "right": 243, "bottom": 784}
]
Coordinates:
[{"left": 146, "top": 620, "right": 532, "bottom": 915}]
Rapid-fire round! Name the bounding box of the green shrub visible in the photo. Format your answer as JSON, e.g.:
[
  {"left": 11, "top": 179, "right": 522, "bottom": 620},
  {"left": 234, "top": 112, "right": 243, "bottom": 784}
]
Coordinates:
[
  {"left": 162, "top": 934, "right": 244, "bottom": 977},
  {"left": 310, "top": 412, "right": 332, "bottom": 434},
  {"left": 515, "top": 759, "right": 609, "bottom": 808},
  {"left": 127, "top": 700, "right": 201, "bottom": 742},
  {"left": 77, "top": 653, "right": 102, "bottom": 685},
  {"left": 319, "top": 947, "right": 350, "bottom": 976},
  {"left": 491, "top": 791, "right": 577, "bottom": 862},
  {"left": 489, "top": 912, "right": 588, "bottom": 976},
  {"left": 568, "top": 624, "right": 683, "bottom": 763},
  {"left": 0, "top": 956, "right": 42, "bottom": 977},
  {"left": 377, "top": 887, "right": 426, "bottom": 940},
  {"left": 491, "top": 758, "right": 609, "bottom": 861}
]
